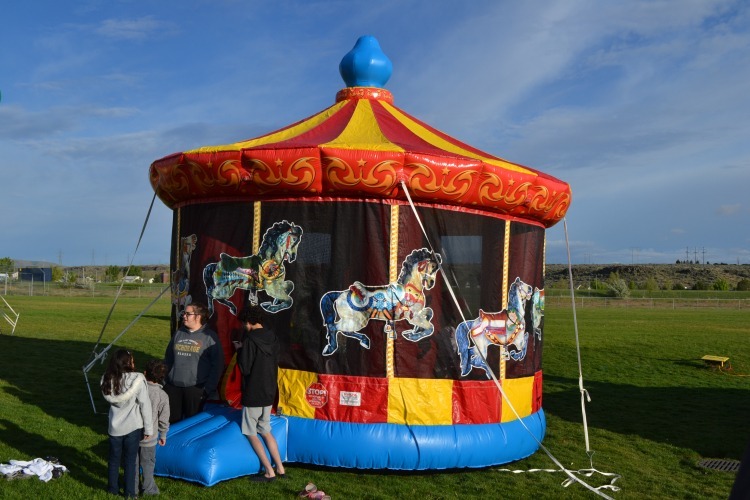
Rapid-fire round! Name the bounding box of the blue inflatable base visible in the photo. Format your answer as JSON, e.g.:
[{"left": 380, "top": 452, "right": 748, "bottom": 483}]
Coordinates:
[
  {"left": 156, "top": 405, "right": 545, "bottom": 485},
  {"left": 286, "top": 409, "right": 546, "bottom": 470},
  {"left": 154, "top": 405, "right": 288, "bottom": 486}
]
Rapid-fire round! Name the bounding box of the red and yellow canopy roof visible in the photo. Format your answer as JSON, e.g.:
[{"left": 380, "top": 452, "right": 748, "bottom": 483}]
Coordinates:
[{"left": 150, "top": 38, "right": 571, "bottom": 227}]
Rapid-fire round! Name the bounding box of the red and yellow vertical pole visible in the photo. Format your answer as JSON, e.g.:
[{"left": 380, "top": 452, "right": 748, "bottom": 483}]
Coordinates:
[
  {"left": 386, "top": 204, "right": 399, "bottom": 379},
  {"left": 500, "top": 220, "right": 511, "bottom": 380}
]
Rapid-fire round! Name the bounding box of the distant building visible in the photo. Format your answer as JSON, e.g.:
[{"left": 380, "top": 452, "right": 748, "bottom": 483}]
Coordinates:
[{"left": 18, "top": 267, "right": 52, "bottom": 282}]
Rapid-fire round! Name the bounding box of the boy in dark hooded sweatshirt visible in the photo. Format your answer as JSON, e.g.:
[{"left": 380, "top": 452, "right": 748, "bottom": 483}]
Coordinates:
[{"left": 235, "top": 305, "right": 286, "bottom": 482}]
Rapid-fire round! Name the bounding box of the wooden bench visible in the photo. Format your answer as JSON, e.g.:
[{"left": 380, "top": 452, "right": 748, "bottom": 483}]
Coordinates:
[{"left": 702, "top": 355, "right": 730, "bottom": 369}]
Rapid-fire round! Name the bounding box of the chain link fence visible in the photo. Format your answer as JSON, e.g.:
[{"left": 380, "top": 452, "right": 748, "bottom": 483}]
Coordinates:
[
  {"left": 546, "top": 295, "right": 750, "bottom": 309},
  {"left": 3, "top": 281, "right": 748, "bottom": 309},
  {"left": 0, "top": 281, "right": 169, "bottom": 299}
]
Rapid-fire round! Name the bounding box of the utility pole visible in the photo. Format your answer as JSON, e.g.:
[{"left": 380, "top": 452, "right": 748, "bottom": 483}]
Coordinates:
[
  {"left": 685, "top": 247, "right": 689, "bottom": 262},
  {"left": 702, "top": 247, "right": 706, "bottom": 265},
  {"left": 630, "top": 247, "right": 640, "bottom": 264}
]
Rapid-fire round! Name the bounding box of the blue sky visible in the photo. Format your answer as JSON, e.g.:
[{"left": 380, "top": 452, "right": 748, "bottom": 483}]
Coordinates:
[{"left": 1, "top": 0, "right": 749, "bottom": 266}]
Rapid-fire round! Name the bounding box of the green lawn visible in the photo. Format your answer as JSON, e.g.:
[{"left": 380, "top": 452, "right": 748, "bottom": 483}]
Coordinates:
[{"left": 0, "top": 295, "right": 748, "bottom": 498}]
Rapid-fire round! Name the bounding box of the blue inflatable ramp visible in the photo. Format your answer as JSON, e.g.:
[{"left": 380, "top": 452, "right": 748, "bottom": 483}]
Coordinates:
[{"left": 155, "top": 405, "right": 288, "bottom": 486}]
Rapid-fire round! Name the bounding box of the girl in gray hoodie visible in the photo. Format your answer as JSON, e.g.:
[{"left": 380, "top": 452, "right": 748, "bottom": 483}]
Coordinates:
[{"left": 101, "top": 349, "right": 153, "bottom": 498}]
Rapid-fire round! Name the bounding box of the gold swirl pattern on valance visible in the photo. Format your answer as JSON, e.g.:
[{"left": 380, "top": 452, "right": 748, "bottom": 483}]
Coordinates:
[{"left": 149, "top": 85, "right": 571, "bottom": 227}]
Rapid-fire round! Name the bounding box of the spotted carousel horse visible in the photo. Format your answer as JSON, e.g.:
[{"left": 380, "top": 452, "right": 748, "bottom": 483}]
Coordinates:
[
  {"left": 320, "top": 248, "right": 442, "bottom": 356},
  {"left": 455, "top": 277, "right": 534, "bottom": 378},
  {"left": 203, "top": 220, "right": 303, "bottom": 316}
]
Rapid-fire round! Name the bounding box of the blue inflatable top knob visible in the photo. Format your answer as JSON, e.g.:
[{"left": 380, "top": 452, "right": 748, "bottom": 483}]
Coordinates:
[{"left": 339, "top": 36, "right": 392, "bottom": 88}]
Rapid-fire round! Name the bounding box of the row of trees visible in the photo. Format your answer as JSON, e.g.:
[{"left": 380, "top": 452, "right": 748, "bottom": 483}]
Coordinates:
[
  {"left": 0, "top": 257, "right": 13, "bottom": 275},
  {"left": 589, "top": 272, "right": 750, "bottom": 298},
  {"left": 675, "top": 260, "right": 734, "bottom": 265}
]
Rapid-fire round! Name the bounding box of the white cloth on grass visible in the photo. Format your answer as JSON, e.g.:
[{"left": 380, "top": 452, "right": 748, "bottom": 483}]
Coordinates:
[{"left": 1, "top": 458, "right": 68, "bottom": 482}]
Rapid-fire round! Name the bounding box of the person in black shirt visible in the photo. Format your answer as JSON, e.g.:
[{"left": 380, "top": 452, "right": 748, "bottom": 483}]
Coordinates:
[{"left": 235, "top": 305, "right": 286, "bottom": 482}]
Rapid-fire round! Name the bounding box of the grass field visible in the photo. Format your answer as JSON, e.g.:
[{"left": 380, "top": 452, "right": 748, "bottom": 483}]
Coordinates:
[{"left": 0, "top": 295, "right": 748, "bottom": 499}]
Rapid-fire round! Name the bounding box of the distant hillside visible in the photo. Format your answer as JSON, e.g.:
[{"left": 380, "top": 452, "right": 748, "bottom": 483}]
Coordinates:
[
  {"left": 13, "top": 259, "right": 57, "bottom": 268},
  {"left": 10, "top": 259, "right": 750, "bottom": 291},
  {"left": 545, "top": 263, "right": 750, "bottom": 290}
]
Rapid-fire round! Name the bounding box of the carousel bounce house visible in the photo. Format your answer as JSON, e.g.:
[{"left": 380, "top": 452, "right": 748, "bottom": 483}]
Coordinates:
[{"left": 150, "top": 36, "right": 571, "bottom": 485}]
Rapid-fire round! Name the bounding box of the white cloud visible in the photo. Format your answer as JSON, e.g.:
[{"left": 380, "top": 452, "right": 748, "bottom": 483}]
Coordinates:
[
  {"left": 3, "top": 0, "right": 750, "bottom": 265},
  {"left": 94, "top": 16, "right": 168, "bottom": 40},
  {"left": 716, "top": 204, "right": 741, "bottom": 215}
]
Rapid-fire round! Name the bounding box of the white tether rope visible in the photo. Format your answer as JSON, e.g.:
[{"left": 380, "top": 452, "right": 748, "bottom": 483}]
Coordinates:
[
  {"left": 401, "top": 181, "right": 619, "bottom": 497},
  {"left": 82, "top": 190, "right": 163, "bottom": 414},
  {"left": 564, "top": 217, "right": 593, "bottom": 455},
  {"left": 87, "top": 191, "right": 158, "bottom": 363}
]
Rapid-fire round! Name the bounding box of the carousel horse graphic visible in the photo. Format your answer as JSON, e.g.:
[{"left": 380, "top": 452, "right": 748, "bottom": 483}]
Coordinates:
[
  {"left": 320, "top": 248, "right": 442, "bottom": 356},
  {"left": 455, "top": 277, "right": 534, "bottom": 377},
  {"left": 172, "top": 234, "right": 197, "bottom": 312},
  {"left": 203, "top": 220, "right": 303, "bottom": 316},
  {"left": 532, "top": 287, "right": 544, "bottom": 341}
]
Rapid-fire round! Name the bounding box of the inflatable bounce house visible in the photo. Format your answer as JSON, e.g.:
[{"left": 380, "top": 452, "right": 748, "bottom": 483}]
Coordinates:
[{"left": 149, "top": 36, "right": 571, "bottom": 485}]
